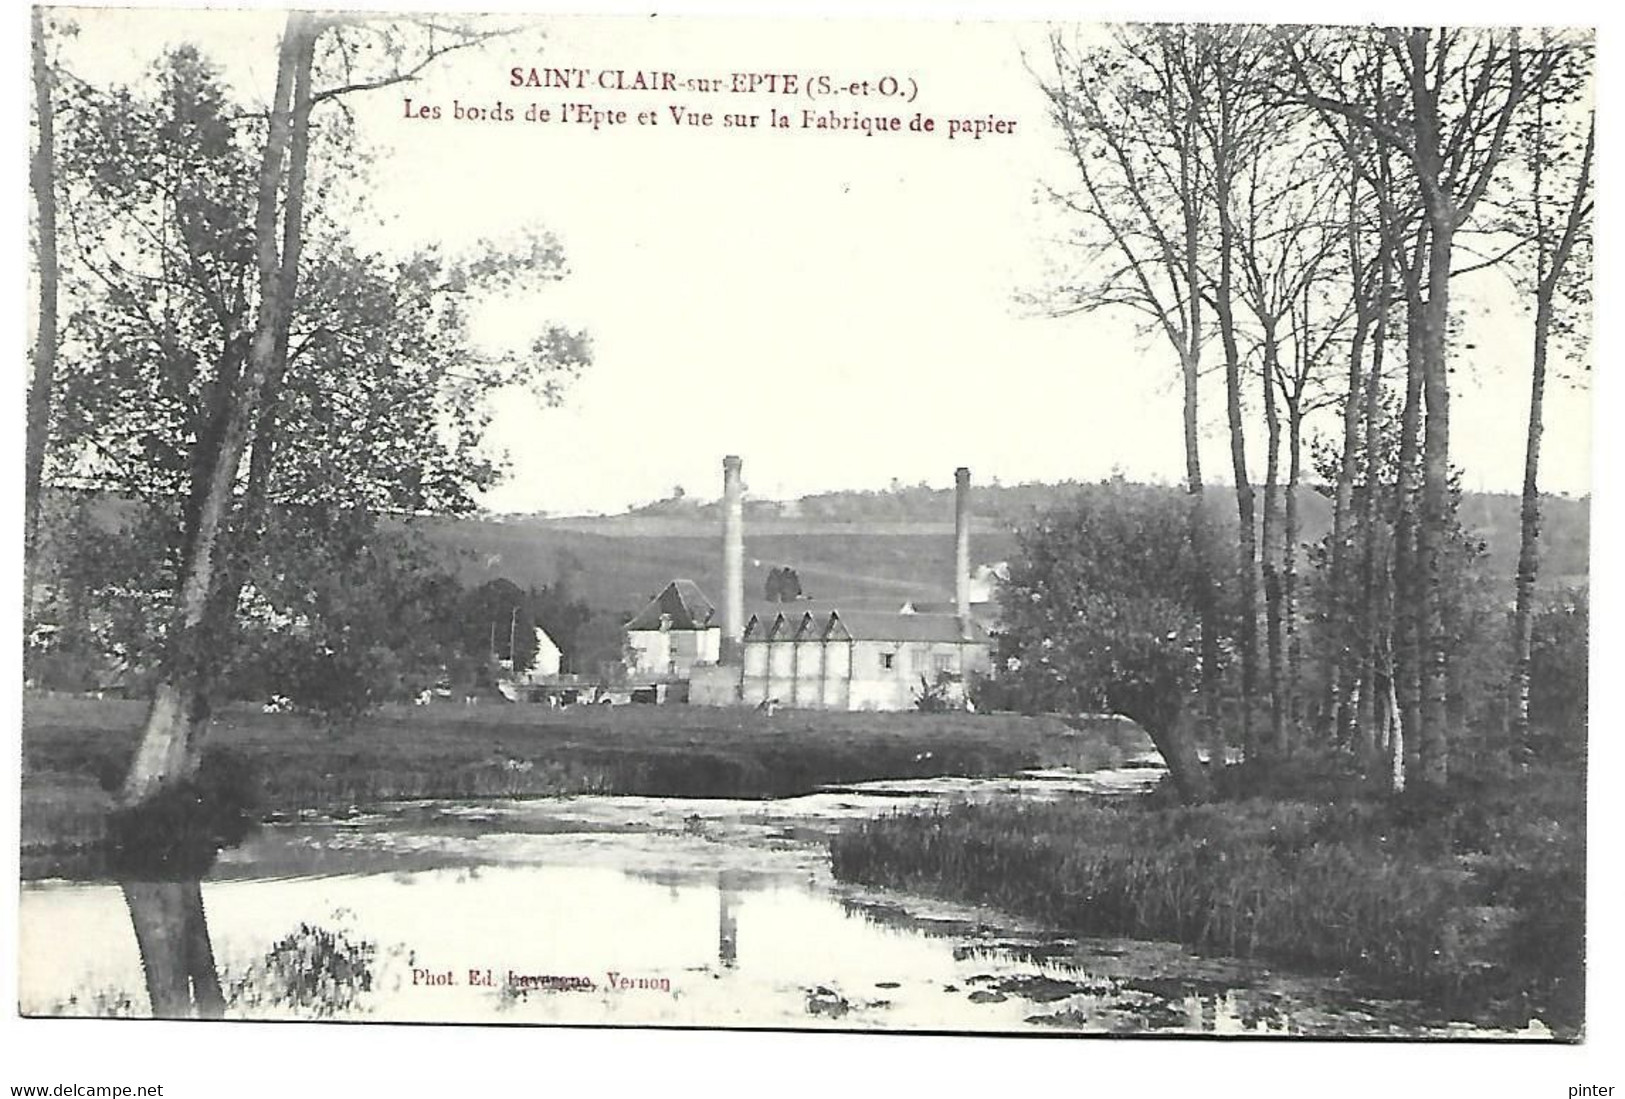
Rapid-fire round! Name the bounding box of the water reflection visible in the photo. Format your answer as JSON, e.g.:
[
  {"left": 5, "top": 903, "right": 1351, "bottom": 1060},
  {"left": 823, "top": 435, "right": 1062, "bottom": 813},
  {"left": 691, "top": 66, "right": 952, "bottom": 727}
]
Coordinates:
[
  {"left": 718, "top": 872, "right": 740, "bottom": 969},
  {"left": 18, "top": 776, "right": 1548, "bottom": 1036},
  {"left": 117, "top": 879, "right": 379, "bottom": 1019}
]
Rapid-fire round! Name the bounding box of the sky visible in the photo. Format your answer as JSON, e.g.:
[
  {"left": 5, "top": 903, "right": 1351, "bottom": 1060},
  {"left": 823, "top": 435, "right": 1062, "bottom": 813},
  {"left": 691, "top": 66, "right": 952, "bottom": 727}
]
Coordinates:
[{"left": 42, "top": 6, "right": 1596, "bottom": 516}]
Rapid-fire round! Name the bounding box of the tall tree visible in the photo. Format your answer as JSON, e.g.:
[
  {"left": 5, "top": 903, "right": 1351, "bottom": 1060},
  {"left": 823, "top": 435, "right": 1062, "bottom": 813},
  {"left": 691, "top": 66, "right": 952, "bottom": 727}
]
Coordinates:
[
  {"left": 1187, "top": 25, "right": 1265, "bottom": 758},
  {"left": 1507, "top": 41, "right": 1593, "bottom": 754},
  {"left": 36, "top": 14, "right": 586, "bottom": 803},
  {"left": 26, "top": 8, "right": 60, "bottom": 609},
  {"left": 1039, "top": 26, "right": 1222, "bottom": 750},
  {"left": 123, "top": 14, "right": 313, "bottom": 800},
  {"left": 1230, "top": 112, "right": 1353, "bottom": 753},
  {"left": 1288, "top": 27, "right": 1538, "bottom": 788}
]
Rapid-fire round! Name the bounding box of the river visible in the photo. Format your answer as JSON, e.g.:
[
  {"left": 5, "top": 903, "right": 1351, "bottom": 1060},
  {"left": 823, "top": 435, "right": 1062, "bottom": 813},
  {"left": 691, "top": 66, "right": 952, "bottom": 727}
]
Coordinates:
[{"left": 17, "top": 763, "right": 1545, "bottom": 1036}]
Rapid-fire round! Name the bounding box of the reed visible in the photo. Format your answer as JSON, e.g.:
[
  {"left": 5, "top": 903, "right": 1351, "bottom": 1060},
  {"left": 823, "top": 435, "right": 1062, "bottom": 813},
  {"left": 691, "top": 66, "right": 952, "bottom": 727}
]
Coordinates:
[{"left": 830, "top": 768, "right": 1584, "bottom": 1034}]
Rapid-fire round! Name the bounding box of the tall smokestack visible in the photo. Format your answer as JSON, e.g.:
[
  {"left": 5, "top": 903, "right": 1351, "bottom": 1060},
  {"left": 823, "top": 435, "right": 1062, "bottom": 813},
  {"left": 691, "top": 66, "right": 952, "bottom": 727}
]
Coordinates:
[
  {"left": 955, "top": 466, "right": 972, "bottom": 634},
  {"left": 722, "top": 455, "right": 744, "bottom": 660}
]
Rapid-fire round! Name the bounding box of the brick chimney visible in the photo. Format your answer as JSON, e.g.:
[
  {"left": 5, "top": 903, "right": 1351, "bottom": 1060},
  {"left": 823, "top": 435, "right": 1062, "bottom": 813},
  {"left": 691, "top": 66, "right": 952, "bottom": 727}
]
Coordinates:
[
  {"left": 722, "top": 455, "right": 744, "bottom": 661},
  {"left": 955, "top": 466, "right": 972, "bottom": 636}
]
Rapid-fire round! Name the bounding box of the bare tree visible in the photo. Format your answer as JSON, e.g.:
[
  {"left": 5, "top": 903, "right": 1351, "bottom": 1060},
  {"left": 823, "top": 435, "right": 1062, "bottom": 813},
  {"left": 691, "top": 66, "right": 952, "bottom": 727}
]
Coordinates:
[
  {"left": 26, "top": 8, "right": 59, "bottom": 611},
  {"left": 1287, "top": 27, "right": 1537, "bottom": 788},
  {"left": 1037, "top": 25, "right": 1220, "bottom": 793},
  {"left": 1507, "top": 38, "right": 1593, "bottom": 755}
]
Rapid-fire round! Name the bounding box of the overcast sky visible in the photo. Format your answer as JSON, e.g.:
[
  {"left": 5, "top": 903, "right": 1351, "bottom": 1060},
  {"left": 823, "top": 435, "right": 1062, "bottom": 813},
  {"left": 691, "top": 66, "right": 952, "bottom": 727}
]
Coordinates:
[{"left": 49, "top": 6, "right": 1595, "bottom": 516}]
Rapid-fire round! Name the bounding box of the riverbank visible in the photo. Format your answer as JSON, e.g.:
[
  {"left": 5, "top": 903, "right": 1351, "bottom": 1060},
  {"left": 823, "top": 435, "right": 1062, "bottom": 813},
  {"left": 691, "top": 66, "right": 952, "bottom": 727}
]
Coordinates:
[
  {"left": 830, "top": 764, "right": 1585, "bottom": 1036},
  {"left": 25, "top": 772, "right": 1518, "bottom": 1035},
  {"left": 20, "top": 695, "right": 1151, "bottom": 852}
]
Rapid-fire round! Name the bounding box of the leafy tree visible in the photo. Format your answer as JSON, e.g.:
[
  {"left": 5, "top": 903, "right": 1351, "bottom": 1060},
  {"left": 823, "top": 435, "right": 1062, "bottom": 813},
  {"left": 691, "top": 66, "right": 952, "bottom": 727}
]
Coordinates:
[
  {"left": 460, "top": 578, "right": 538, "bottom": 676},
  {"left": 33, "top": 16, "right": 587, "bottom": 801},
  {"left": 530, "top": 579, "right": 592, "bottom": 672},
  {"left": 764, "top": 566, "right": 803, "bottom": 602},
  {"left": 1287, "top": 28, "right": 1547, "bottom": 788},
  {"left": 996, "top": 481, "right": 1213, "bottom": 802},
  {"left": 1500, "top": 36, "right": 1594, "bottom": 755},
  {"left": 227, "top": 518, "right": 471, "bottom": 721},
  {"left": 574, "top": 611, "right": 635, "bottom": 680}
]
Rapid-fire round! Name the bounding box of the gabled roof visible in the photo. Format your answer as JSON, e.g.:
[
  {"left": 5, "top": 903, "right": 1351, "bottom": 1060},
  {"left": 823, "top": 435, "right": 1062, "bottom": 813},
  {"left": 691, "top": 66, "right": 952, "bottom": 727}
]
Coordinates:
[
  {"left": 626, "top": 579, "right": 718, "bottom": 631},
  {"left": 743, "top": 608, "right": 814, "bottom": 641},
  {"left": 745, "top": 607, "right": 989, "bottom": 645}
]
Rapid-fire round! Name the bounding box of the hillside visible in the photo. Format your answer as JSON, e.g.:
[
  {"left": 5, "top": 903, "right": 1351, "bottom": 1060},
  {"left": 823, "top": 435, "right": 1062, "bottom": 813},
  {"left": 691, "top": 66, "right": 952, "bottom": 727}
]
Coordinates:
[
  {"left": 422, "top": 484, "right": 1589, "bottom": 617},
  {"left": 417, "top": 514, "right": 1021, "bottom": 615}
]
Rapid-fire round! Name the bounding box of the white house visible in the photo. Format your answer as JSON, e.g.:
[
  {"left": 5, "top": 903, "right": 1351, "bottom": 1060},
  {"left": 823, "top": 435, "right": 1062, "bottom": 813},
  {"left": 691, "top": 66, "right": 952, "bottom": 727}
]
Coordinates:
[{"left": 624, "top": 579, "right": 723, "bottom": 680}]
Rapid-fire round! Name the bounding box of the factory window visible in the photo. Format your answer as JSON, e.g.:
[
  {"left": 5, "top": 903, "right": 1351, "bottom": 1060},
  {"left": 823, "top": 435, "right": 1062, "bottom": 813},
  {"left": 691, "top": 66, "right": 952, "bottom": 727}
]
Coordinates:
[{"left": 880, "top": 652, "right": 896, "bottom": 672}]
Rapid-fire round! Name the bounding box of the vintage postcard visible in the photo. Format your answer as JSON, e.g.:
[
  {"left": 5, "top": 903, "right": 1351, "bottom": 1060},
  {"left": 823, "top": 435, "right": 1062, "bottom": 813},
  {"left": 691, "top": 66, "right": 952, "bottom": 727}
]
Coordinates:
[{"left": 13, "top": 0, "right": 1606, "bottom": 1082}]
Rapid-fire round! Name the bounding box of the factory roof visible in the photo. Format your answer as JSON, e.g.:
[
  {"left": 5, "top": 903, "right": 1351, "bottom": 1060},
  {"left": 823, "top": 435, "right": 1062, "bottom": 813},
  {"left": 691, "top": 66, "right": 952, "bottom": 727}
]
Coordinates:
[{"left": 743, "top": 607, "right": 989, "bottom": 645}]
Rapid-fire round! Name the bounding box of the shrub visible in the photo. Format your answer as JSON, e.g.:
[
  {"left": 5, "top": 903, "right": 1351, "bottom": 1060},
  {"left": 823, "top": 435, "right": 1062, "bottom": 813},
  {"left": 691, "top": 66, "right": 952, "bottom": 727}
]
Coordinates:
[{"left": 105, "top": 747, "right": 262, "bottom": 877}]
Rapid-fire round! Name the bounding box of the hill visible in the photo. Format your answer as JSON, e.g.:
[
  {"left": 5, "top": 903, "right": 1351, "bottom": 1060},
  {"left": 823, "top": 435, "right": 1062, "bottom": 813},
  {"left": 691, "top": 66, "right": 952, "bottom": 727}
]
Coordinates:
[{"left": 423, "top": 483, "right": 1589, "bottom": 618}]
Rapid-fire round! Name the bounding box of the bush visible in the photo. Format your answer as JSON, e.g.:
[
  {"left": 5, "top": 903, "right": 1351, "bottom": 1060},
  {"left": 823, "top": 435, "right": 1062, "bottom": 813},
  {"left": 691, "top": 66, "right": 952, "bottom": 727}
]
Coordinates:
[
  {"left": 1528, "top": 587, "right": 1588, "bottom": 755},
  {"left": 105, "top": 747, "right": 263, "bottom": 877}
]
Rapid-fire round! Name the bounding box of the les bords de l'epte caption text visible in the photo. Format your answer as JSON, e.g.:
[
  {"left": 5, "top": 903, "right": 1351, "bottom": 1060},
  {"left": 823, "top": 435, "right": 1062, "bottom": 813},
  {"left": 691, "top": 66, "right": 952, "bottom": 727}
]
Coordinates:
[{"left": 400, "top": 64, "right": 1020, "bottom": 141}]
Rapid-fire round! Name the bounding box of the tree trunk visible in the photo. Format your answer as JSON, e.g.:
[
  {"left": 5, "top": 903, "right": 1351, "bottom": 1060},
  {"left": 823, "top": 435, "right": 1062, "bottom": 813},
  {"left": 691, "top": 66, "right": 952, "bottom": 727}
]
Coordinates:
[
  {"left": 192, "top": 23, "right": 320, "bottom": 737},
  {"left": 1415, "top": 204, "right": 1455, "bottom": 790},
  {"left": 26, "top": 8, "right": 58, "bottom": 609},
  {"left": 1180, "top": 177, "right": 1219, "bottom": 747},
  {"left": 1329, "top": 233, "right": 1374, "bottom": 748},
  {"left": 1261, "top": 336, "right": 1285, "bottom": 756},
  {"left": 1392, "top": 227, "right": 1428, "bottom": 785},
  {"left": 1216, "top": 223, "right": 1259, "bottom": 762},
  {"left": 1511, "top": 118, "right": 1592, "bottom": 757},
  {"left": 1284, "top": 395, "right": 1304, "bottom": 752},
  {"left": 123, "top": 14, "right": 311, "bottom": 804},
  {"left": 1358, "top": 249, "right": 1392, "bottom": 770},
  {"left": 1510, "top": 290, "right": 1552, "bottom": 754}
]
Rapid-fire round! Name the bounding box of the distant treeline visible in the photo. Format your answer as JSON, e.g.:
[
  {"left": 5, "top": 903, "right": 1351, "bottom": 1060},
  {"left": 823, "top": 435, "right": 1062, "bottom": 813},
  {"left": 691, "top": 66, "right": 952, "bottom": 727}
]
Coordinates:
[{"left": 552, "top": 481, "right": 1590, "bottom": 590}]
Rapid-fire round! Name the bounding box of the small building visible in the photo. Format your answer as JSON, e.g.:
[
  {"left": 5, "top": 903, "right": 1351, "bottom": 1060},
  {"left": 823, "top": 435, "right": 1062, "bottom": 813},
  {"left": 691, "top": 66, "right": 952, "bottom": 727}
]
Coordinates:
[
  {"left": 624, "top": 579, "right": 722, "bottom": 680},
  {"left": 500, "top": 626, "right": 564, "bottom": 683},
  {"left": 529, "top": 626, "right": 563, "bottom": 679}
]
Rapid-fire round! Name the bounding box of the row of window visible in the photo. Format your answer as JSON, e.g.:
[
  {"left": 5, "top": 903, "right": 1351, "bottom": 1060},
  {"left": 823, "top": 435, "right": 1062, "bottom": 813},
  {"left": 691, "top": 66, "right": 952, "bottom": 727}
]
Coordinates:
[{"left": 878, "top": 652, "right": 957, "bottom": 675}]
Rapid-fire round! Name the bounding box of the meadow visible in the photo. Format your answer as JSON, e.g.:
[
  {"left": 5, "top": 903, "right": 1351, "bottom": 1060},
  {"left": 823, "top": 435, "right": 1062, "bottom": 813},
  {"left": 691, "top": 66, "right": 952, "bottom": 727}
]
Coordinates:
[{"left": 20, "top": 694, "right": 1150, "bottom": 852}]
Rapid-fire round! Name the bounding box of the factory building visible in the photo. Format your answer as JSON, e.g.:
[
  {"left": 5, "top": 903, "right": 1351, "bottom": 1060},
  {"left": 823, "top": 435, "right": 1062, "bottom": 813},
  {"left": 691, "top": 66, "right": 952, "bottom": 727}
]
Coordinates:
[{"left": 681, "top": 459, "right": 996, "bottom": 711}]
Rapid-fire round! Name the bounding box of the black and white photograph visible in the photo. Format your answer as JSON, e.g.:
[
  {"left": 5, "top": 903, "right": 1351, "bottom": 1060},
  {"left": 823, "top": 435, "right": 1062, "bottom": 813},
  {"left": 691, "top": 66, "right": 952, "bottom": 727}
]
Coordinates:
[{"left": 9, "top": 0, "right": 1615, "bottom": 1092}]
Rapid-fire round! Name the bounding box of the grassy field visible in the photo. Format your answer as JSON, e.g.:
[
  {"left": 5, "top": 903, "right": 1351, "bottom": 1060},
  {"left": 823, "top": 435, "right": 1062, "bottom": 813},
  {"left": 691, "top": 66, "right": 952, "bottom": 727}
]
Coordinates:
[
  {"left": 21, "top": 694, "right": 1151, "bottom": 852},
  {"left": 422, "top": 490, "right": 1589, "bottom": 617},
  {"left": 419, "top": 514, "right": 1022, "bottom": 613},
  {"left": 831, "top": 763, "right": 1586, "bottom": 1034}
]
